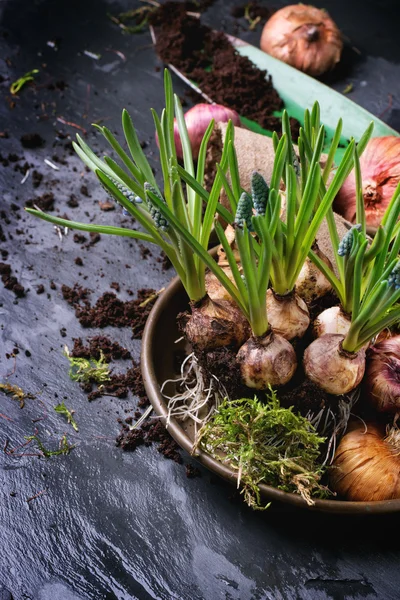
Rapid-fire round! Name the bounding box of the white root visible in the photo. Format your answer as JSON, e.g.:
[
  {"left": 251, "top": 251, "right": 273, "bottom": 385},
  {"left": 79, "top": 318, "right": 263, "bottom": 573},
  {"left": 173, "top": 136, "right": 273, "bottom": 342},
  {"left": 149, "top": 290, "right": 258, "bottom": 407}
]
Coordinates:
[{"left": 161, "top": 352, "right": 227, "bottom": 439}]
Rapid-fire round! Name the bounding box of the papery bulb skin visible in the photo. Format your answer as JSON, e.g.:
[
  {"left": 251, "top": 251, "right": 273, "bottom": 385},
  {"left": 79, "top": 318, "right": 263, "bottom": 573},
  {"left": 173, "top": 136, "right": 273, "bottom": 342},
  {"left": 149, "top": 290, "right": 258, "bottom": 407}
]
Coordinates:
[
  {"left": 205, "top": 267, "right": 238, "bottom": 303},
  {"left": 331, "top": 422, "right": 400, "bottom": 501},
  {"left": 334, "top": 137, "right": 400, "bottom": 232},
  {"left": 303, "top": 334, "right": 366, "bottom": 395},
  {"left": 260, "top": 5, "right": 343, "bottom": 77},
  {"left": 313, "top": 306, "right": 351, "bottom": 338},
  {"left": 217, "top": 224, "right": 241, "bottom": 267},
  {"left": 267, "top": 289, "right": 310, "bottom": 340},
  {"left": 156, "top": 104, "right": 241, "bottom": 160},
  {"left": 183, "top": 296, "right": 250, "bottom": 352},
  {"left": 237, "top": 331, "right": 297, "bottom": 389},
  {"left": 296, "top": 252, "right": 333, "bottom": 303},
  {"left": 365, "top": 336, "right": 400, "bottom": 413}
]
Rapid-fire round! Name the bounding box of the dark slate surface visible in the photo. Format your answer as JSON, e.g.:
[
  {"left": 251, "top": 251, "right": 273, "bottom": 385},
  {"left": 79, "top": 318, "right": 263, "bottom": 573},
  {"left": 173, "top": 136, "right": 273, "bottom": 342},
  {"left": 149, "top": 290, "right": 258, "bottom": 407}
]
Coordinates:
[{"left": 1, "top": 1, "right": 400, "bottom": 599}]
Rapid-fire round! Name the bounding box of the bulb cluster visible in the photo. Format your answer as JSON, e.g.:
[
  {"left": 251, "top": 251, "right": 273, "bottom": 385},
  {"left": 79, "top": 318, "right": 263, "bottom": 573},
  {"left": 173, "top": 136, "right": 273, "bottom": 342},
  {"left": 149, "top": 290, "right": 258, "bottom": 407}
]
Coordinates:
[
  {"left": 251, "top": 172, "right": 269, "bottom": 217},
  {"left": 144, "top": 183, "right": 169, "bottom": 232},
  {"left": 235, "top": 192, "right": 254, "bottom": 230},
  {"left": 338, "top": 224, "right": 362, "bottom": 257}
]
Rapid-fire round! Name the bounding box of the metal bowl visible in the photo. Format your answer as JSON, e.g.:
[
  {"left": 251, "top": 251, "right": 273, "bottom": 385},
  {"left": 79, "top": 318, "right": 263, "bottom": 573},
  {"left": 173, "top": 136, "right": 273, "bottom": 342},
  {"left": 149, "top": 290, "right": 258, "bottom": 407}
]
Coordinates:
[{"left": 141, "top": 274, "right": 400, "bottom": 514}]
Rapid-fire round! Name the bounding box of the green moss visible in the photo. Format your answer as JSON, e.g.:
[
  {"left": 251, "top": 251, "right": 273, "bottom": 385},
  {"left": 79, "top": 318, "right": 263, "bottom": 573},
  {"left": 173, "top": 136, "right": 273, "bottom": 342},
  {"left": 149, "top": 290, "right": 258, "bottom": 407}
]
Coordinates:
[
  {"left": 197, "top": 389, "right": 329, "bottom": 509},
  {"left": 64, "top": 346, "right": 110, "bottom": 384}
]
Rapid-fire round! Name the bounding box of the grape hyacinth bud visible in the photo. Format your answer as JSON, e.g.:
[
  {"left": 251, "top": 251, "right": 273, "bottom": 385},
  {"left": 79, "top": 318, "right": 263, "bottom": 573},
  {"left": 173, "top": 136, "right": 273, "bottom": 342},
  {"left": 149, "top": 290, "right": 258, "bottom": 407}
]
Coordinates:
[
  {"left": 251, "top": 171, "right": 269, "bottom": 216},
  {"left": 388, "top": 261, "right": 400, "bottom": 290},
  {"left": 101, "top": 176, "right": 143, "bottom": 216},
  {"left": 144, "top": 182, "right": 169, "bottom": 231},
  {"left": 235, "top": 192, "right": 254, "bottom": 231},
  {"left": 338, "top": 224, "right": 362, "bottom": 257}
]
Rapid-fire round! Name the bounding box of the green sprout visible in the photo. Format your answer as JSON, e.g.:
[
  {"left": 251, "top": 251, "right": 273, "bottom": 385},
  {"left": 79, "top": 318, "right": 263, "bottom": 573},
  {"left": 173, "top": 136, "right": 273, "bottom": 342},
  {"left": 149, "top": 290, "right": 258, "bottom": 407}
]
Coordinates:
[
  {"left": 54, "top": 402, "right": 79, "bottom": 432},
  {"left": 196, "top": 389, "right": 328, "bottom": 509},
  {"left": 148, "top": 104, "right": 371, "bottom": 334},
  {"left": 64, "top": 346, "right": 110, "bottom": 384},
  {"left": 25, "top": 434, "right": 74, "bottom": 457},
  {"left": 10, "top": 69, "right": 39, "bottom": 95},
  {"left": 25, "top": 69, "right": 235, "bottom": 306}
]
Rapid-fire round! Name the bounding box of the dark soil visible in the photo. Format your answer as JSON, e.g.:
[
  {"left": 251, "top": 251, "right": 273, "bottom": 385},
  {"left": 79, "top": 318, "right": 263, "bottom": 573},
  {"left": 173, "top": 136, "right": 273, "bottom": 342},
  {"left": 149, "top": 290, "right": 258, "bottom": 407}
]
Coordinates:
[
  {"left": 20, "top": 133, "right": 45, "bottom": 149},
  {"left": 116, "top": 418, "right": 182, "bottom": 463},
  {"left": 71, "top": 335, "right": 131, "bottom": 362},
  {"left": 25, "top": 192, "right": 55, "bottom": 212},
  {"left": 198, "top": 345, "right": 250, "bottom": 400},
  {"left": 151, "top": 3, "right": 300, "bottom": 138},
  {"left": 64, "top": 288, "right": 157, "bottom": 338},
  {"left": 0, "top": 262, "right": 25, "bottom": 297}
]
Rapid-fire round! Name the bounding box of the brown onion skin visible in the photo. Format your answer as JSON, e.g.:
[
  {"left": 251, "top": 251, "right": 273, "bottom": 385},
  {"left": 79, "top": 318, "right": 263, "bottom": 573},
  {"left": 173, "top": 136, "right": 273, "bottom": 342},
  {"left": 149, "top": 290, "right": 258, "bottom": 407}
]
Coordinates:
[
  {"left": 365, "top": 336, "right": 400, "bottom": 413},
  {"left": 260, "top": 5, "right": 343, "bottom": 77},
  {"left": 182, "top": 295, "right": 250, "bottom": 352},
  {"left": 156, "top": 104, "right": 241, "bottom": 161},
  {"left": 334, "top": 137, "right": 400, "bottom": 232},
  {"left": 237, "top": 331, "right": 297, "bottom": 389},
  {"left": 303, "top": 334, "right": 366, "bottom": 395},
  {"left": 267, "top": 289, "right": 310, "bottom": 340},
  {"left": 331, "top": 422, "right": 400, "bottom": 501}
]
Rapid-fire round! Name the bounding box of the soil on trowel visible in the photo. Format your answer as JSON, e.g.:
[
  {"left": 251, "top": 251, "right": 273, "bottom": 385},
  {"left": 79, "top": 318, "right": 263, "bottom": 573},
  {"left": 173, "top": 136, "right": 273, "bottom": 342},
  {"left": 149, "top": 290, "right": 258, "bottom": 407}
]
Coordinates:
[{"left": 151, "top": 2, "right": 300, "bottom": 139}]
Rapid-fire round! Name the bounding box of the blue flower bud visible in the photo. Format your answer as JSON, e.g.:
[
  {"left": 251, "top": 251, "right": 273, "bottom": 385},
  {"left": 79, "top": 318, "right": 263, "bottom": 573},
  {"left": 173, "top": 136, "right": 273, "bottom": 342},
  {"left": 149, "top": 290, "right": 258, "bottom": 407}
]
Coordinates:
[
  {"left": 388, "top": 261, "right": 400, "bottom": 290},
  {"left": 338, "top": 224, "right": 362, "bottom": 257},
  {"left": 251, "top": 172, "right": 269, "bottom": 217},
  {"left": 144, "top": 183, "right": 169, "bottom": 232},
  {"left": 235, "top": 192, "right": 254, "bottom": 231}
]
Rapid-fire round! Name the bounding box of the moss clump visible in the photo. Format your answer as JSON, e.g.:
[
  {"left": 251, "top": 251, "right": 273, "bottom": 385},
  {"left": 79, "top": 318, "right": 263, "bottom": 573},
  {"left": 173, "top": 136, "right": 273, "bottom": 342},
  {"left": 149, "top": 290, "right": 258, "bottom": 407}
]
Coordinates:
[
  {"left": 64, "top": 346, "right": 110, "bottom": 384},
  {"left": 196, "top": 389, "right": 329, "bottom": 509}
]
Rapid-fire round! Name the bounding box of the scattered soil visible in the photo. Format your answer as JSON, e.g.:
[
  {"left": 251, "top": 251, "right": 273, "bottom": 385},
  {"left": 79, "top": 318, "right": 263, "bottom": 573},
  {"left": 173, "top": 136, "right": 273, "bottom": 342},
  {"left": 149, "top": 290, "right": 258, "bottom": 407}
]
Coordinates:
[
  {"left": 116, "top": 417, "right": 182, "bottom": 463},
  {"left": 61, "top": 286, "right": 157, "bottom": 338},
  {"left": 61, "top": 283, "right": 91, "bottom": 307},
  {"left": 25, "top": 192, "right": 55, "bottom": 211},
  {"left": 32, "top": 169, "right": 43, "bottom": 188},
  {"left": 0, "top": 262, "right": 25, "bottom": 297},
  {"left": 151, "top": 3, "right": 300, "bottom": 138},
  {"left": 71, "top": 335, "right": 131, "bottom": 362},
  {"left": 67, "top": 194, "right": 79, "bottom": 208},
  {"left": 20, "top": 133, "right": 45, "bottom": 148}
]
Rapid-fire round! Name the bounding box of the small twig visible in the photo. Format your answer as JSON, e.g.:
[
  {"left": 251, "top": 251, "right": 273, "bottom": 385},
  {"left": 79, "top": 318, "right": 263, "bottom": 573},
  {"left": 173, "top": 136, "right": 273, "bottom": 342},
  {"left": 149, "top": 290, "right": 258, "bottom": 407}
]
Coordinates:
[
  {"left": 105, "top": 48, "right": 127, "bottom": 61},
  {"left": 139, "top": 287, "right": 165, "bottom": 308},
  {"left": 26, "top": 489, "right": 47, "bottom": 503},
  {"left": 0, "top": 414, "right": 13, "bottom": 422},
  {"left": 379, "top": 93, "right": 393, "bottom": 119},
  {"left": 56, "top": 117, "right": 87, "bottom": 135}
]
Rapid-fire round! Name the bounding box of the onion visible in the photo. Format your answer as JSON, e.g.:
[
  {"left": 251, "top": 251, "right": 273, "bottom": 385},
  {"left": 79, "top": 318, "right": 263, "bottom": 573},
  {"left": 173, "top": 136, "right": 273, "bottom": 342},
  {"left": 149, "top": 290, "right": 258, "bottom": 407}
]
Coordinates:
[
  {"left": 365, "top": 336, "right": 400, "bottom": 413},
  {"left": 303, "top": 334, "right": 366, "bottom": 395},
  {"left": 157, "top": 103, "right": 241, "bottom": 161},
  {"left": 237, "top": 331, "right": 297, "bottom": 389},
  {"left": 183, "top": 295, "right": 250, "bottom": 352},
  {"left": 313, "top": 306, "right": 351, "bottom": 338},
  {"left": 260, "top": 5, "right": 343, "bottom": 77},
  {"left": 334, "top": 137, "right": 400, "bottom": 232},
  {"left": 296, "top": 251, "right": 333, "bottom": 304},
  {"left": 331, "top": 422, "right": 400, "bottom": 501},
  {"left": 266, "top": 289, "right": 310, "bottom": 340}
]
